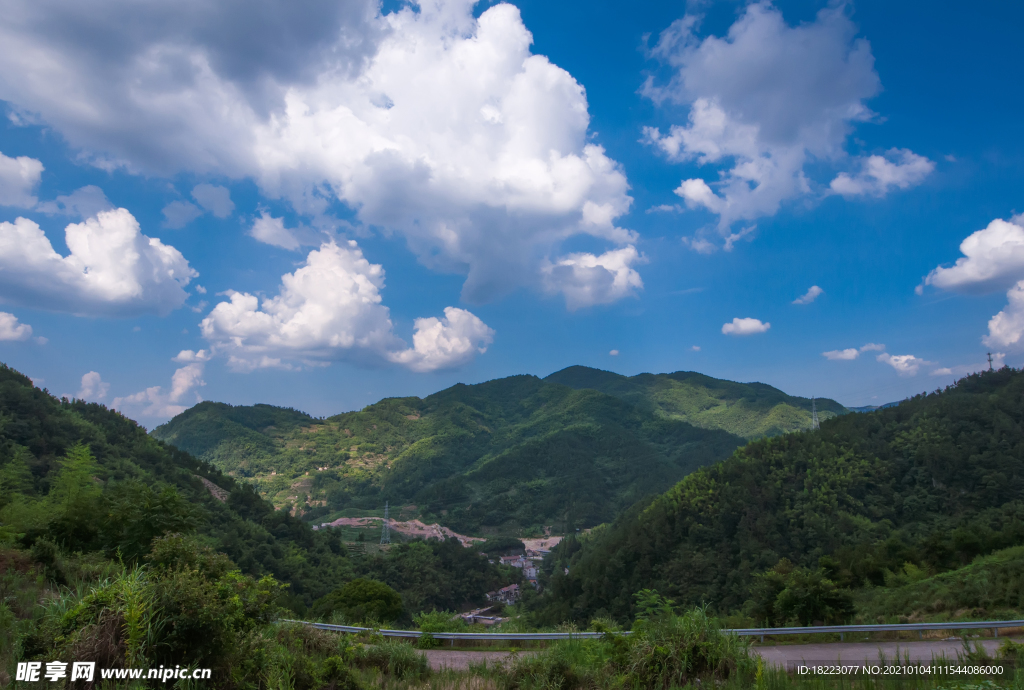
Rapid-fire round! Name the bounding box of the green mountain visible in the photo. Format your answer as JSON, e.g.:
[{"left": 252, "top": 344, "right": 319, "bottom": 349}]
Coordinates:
[
  {"left": 544, "top": 366, "right": 847, "bottom": 439},
  {"left": 0, "top": 362, "right": 514, "bottom": 616},
  {"left": 533, "top": 368, "right": 1024, "bottom": 625},
  {"left": 153, "top": 373, "right": 751, "bottom": 535}
]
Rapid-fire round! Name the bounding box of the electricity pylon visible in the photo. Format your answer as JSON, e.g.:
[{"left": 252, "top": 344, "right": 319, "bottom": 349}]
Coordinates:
[
  {"left": 811, "top": 398, "right": 820, "bottom": 431},
  {"left": 380, "top": 501, "right": 391, "bottom": 545}
]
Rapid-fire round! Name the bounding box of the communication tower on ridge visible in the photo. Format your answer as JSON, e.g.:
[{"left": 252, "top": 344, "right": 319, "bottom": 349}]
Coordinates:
[
  {"left": 380, "top": 501, "right": 391, "bottom": 545},
  {"left": 988, "top": 352, "right": 994, "bottom": 371},
  {"left": 811, "top": 398, "right": 820, "bottom": 431}
]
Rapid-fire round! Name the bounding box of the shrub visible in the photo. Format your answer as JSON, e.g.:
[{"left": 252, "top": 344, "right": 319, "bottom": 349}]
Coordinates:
[
  {"left": 313, "top": 578, "right": 403, "bottom": 625},
  {"left": 350, "top": 639, "right": 429, "bottom": 681}
]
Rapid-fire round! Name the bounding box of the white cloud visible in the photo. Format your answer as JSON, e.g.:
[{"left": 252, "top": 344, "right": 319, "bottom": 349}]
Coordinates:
[
  {"left": 984, "top": 280, "right": 1024, "bottom": 349},
  {"left": 722, "top": 317, "right": 770, "bottom": 336},
  {"left": 173, "top": 349, "right": 212, "bottom": 363},
  {"left": 113, "top": 363, "right": 206, "bottom": 420},
  {"left": 76, "top": 371, "right": 110, "bottom": 401},
  {"left": 36, "top": 185, "right": 114, "bottom": 218},
  {"left": 691, "top": 345, "right": 700, "bottom": 351},
  {"left": 249, "top": 211, "right": 301, "bottom": 250},
  {"left": 930, "top": 367, "right": 952, "bottom": 376},
  {"left": 200, "top": 241, "right": 493, "bottom": 372},
  {"left": 0, "top": 209, "right": 198, "bottom": 317},
  {"left": 0, "top": 150, "right": 43, "bottom": 208},
  {"left": 642, "top": 3, "right": 929, "bottom": 244},
  {"left": 793, "top": 285, "right": 823, "bottom": 305},
  {"left": 542, "top": 246, "right": 645, "bottom": 310},
  {"left": 0, "top": 0, "right": 636, "bottom": 307},
  {"left": 924, "top": 215, "right": 1024, "bottom": 294},
  {"left": 829, "top": 149, "right": 934, "bottom": 197},
  {"left": 876, "top": 352, "right": 931, "bottom": 376},
  {"left": 191, "top": 184, "right": 234, "bottom": 217},
  {"left": 0, "top": 312, "right": 33, "bottom": 341},
  {"left": 162, "top": 200, "right": 203, "bottom": 229},
  {"left": 682, "top": 236, "right": 717, "bottom": 254},
  {"left": 823, "top": 348, "right": 858, "bottom": 361},
  {"left": 860, "top": 342, "right": 885, "bottom": 352},
  {"left": 387, "top": 307, "right": 495, "bottom": 373},
  {"left": 609, "top": 349, "right": 619, "bottom": 356}
]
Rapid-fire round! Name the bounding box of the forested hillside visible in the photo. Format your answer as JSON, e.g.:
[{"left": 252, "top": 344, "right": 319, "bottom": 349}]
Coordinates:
[
  {"left": 154, "top": 375, "right": 746, "bottom": 534},
  {"left": 0, "top": 363, "right": 513, "bottom": 615},
  {"left": 545, "top": 366, "right": 847, "bottom": 439},
  {"left": 535, "top": 368, "right": 1024, "bottom": 625}
]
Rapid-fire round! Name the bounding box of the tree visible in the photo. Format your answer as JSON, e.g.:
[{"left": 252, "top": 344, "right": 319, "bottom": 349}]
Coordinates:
[
  {"left": 775, "top": 567, "right": 854, "bottom": 626},
  {"left": 312, "top": 578, "right": 404, "bottom": 625}
]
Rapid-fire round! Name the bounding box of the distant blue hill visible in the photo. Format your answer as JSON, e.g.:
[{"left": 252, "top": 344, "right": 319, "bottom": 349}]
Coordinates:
[{"left": 847, "top": 401, "right": 901, "bottom": 413}]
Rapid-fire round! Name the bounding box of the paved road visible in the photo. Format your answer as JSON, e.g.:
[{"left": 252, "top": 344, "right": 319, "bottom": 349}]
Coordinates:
[
  {"left": 420, "top": 638, "right": 1021, "bottom": 672},
  {"left": 753, "top": 638, "right": 1019, "bottom": 668}
]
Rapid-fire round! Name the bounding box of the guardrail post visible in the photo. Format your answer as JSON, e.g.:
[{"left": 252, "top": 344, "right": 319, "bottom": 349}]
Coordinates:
[
  {"left": 993, "top": 628, "right": 998, "bottom": 638},
  {"left": 760, "top": 635, "right": 764, "bottom": 643},
  {"left": 918, "top": 631, "right": 922, "bottom": 640}
]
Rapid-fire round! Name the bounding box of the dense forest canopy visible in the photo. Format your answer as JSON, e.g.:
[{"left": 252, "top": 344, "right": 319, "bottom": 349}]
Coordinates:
[
  {"left": 533, "top": 368, "right": 1024, "bottom": 625},
  {"left": 153, "top": 367, "right": 842, "bottom": 534}
]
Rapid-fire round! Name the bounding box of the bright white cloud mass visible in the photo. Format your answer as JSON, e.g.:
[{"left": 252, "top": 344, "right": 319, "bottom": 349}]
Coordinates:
[
  {"left": 0, "top": 312, "right": 33, "bottom": 341},
  {"left": 200, "top": 241, "right": 493, "bottom": 372},
  {"left": 76, "top": 371, "right": 110, "bottom": 401},
  {"left": 0, "top": 150, "right": 44, "bottom": 208},
  {"left": 542, "top": 246, "right": 645, "bottom": 310},
  {"left": 0, "top": 209, "right": 197, "bottom": 317},
  {"left": 642, "top": 2, "right": 930, "bottom": 245},
  {"left": 0, "top": 0, "right": 635, "bottom": 305},
  {"left": 925, "top": 214, "right": 1024, "bottom": 350},
  {"left": 722, "top": 317, "right": 770, "bottom": 336}
]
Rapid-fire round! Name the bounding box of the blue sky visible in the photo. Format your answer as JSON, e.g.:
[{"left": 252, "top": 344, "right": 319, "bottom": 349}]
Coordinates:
[{"left": 0, "top": 0, "right": 1022, "bottom": 424}]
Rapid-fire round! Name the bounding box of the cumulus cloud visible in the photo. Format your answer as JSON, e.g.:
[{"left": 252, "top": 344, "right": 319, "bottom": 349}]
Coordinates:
[
  {"left": 76, "top": 371, "right": 110, "bottom": 401},
  {"left": 793, "top": 285, "right": 823, "bottom": 304},
  {"left": 173, "top": 348, "right": 212, "bottom": 363},
  {"left": 823, "top": 348, "right": 858, "bottom": 360},
  {"left": 249, "top": 211, "right": 301, "bottom": 250},
  {"left": 0, "top": 0, "right": 636, "bottom": 306},
  {"left": 0, "top": 150, "right": 43, "bottom": 207},
  {"left": 542, "top": 246, "right": 645, "bottom": 310},
  {"left": 191, "top": 184, "right": 234, "bottom": 217},
  {"left": 984, "top": 280, "right": 1024, "bottom": 348},
  {"left": 642, "top": 3, "right": 929, "bottom": 245},
  {"left": 200, "top": 241, "right": 493, "bottom": 372},
  {"left": 387, "top": 307, "right": 495, "bottom": 373},
  {"left": 860, "top": 342, "right": 885, "bottom": 352},
  {"left": 829, "top": 149, "right": 934, "bottom": 197},
  {"left": 722, "top": 317, "right": 770, "bottom": 336},
  {"left": 609, "top": 349, "right": 619, "bottom": 356},
  {"left": 113, "top": 364, "right": 206, "bottom": 420},
  {"left": 0, "top": 209, "right": 198, "bottom": 317},
  {"left": 923, "top": 215, "right": 1024, "bottom": 294},
  {"left": 0, "top": 312, "right": 33, "bottom": 341},
  {"left": 36, "top": 185, "right": 114, "bottom": 218},
  {"left": 876, "top": 352, "right": 932, "bottom": 376}
]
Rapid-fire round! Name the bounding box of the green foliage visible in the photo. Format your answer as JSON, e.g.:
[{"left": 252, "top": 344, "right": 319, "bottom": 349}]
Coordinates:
[
  {"left": 313, "top": 578, "right": 404, "bottom": 625},
  {"left": 479, "top": 536, "right": 527, "bottom": 556},
  {"left": 535, "top": 368, "right": 1024, "bottom": 624},
  {"left": 357, "top": 537, "right": 518, "bottom": 614},
  {"left": 153, "top": 372, "right": 748, "bottom": 532},
  {"left": 545, "top": 365, "right": 847, "bottom": 439},
  {"left": 505, "top": 606, "right": 752, "bottom": 690},
  {"left": 349, "top": 639, "right": 429, "bottom": 681}
]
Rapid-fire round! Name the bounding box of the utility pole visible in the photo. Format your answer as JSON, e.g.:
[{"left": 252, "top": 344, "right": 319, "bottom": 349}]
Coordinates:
[
  {"left": 380, "top": 501, "right": 391, "bottom": 545},
  {"left": 987, "top": 352, "right": 994, "bottom": 371},
  {"left": 811, "top": 398, "right": 820, "bottom": 431}
]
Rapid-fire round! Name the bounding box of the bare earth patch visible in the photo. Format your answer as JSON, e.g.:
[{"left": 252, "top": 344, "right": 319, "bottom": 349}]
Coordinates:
[{"left": 316, "top": 517, "right": 485, "bottom": 546}]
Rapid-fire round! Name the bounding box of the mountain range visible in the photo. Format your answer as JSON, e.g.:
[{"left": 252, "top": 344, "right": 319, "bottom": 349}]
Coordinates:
[{"left": 152, "top": 366, "right": 846, "bottom": 535}]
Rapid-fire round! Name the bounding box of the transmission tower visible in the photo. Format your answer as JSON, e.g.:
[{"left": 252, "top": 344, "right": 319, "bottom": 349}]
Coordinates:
[
  {"left": 811, "top": 398, "right": 820, "bottom": 431},
  {"left": 987, "top": 352, "right": 994, "bottom": 371},
  {"left": 380, "top": 501, "right": 391, "bottom": 545}
]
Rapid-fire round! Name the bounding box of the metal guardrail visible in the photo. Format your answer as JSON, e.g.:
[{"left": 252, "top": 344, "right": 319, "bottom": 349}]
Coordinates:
[{"left": 289, "top": 619, "right": 1024, "bottom": 643}]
